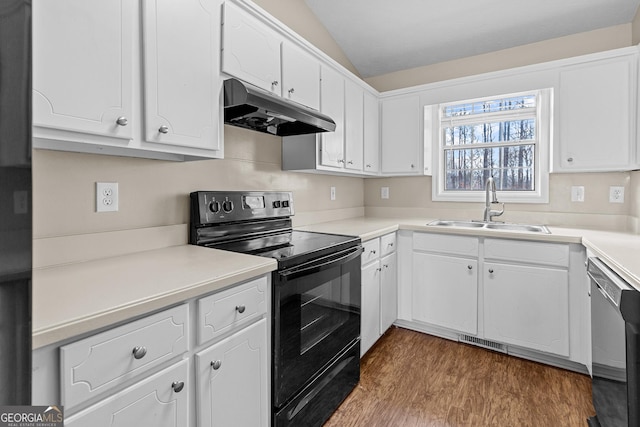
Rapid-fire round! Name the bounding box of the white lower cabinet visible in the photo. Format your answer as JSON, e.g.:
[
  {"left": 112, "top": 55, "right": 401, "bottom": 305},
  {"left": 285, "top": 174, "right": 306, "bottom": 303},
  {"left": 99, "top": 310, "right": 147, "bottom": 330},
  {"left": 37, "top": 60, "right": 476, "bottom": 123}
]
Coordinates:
[
  {"left": 32, "top": 274, "right": 271, "bottom": 427},
  {"left": 360, "top": 233, "right": 397, "bottom": 356},
  {"left": 195, "top": 318, "right": 268, "bottom": 427},
  {"left": 483, "top": 262, "right": 569, "bottom": 356},
  {"left": 412, "top": 252, "right": 478, "bottom": 335},
  {"left": 65, "top": 359, "right": 189, "bottom": 427},
  {"left": 408, "top": 232, "right": 582, "bottom": 364}
]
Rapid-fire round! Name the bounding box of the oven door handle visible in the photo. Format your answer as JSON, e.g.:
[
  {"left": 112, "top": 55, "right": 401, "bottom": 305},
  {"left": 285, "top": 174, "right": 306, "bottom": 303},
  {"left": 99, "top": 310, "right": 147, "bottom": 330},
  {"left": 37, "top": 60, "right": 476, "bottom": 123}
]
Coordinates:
[{"left": 278, "top": 246, "right": 363, "bottom": 281}]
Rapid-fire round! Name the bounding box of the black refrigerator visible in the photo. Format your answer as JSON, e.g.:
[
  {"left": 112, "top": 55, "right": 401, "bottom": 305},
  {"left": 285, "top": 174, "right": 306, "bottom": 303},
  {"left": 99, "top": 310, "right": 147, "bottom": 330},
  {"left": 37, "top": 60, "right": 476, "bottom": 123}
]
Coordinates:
[{"left": 0, "top": 0, "right": 32, "bottom": 405}]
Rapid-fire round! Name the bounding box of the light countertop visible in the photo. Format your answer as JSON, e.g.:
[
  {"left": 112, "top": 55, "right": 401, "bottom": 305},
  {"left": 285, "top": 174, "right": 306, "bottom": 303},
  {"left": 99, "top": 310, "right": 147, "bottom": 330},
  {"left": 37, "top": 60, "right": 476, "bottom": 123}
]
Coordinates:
[
  {"left": 32, "top": 245, "right": 277, "bottom": 349},
  {"left": 33, "top": 217, "right": 640, "bottom": 349},
  {"left": 299, "top": 217, "right": 640, "bottom": 290}
]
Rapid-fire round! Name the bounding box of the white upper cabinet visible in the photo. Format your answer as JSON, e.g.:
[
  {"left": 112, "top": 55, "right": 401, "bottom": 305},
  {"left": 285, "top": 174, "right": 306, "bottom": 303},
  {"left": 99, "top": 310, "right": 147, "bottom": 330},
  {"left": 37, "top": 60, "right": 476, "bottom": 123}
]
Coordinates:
[
  {"left": 557, "top": 53, "right": 637, "bottom": 172},
  {"left": 381, "top": 95, "right": 422, "bottom": 174},
  {"left": 319, "top": 65, "right": 346, "bottom": 168},
  {"left": 33, "top": 0, "right": 134, "bottom": 140},
  {"left": 222, "top": 1, "right": 281, "bottom": 95},
  {"left": 32, "top": 0, "right": 223, "bottom": 160},
  {"left": 142, "top": 0, "right": 222, "bottom": 152},
  {"left": 363, "top": 91, "right": 380, "bottom": 174},
  {"left": 222, "top": 2, "right": 320, "bottom": 111},
  {"left": 281, "top": 42, "right": 321, "bottom": 110},
  {"left": 344, "top": 80, "right": 364, "bottom": 171}
]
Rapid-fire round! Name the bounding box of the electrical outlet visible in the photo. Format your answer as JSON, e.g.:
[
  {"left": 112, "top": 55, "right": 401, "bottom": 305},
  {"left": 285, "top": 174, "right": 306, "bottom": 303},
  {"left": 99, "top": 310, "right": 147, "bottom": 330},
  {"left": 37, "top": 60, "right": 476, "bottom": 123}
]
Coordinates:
[
  {"left": 609, "top": 186, "right": 624, "bottom": 203},
  {"left": 381, "top": 187, "right": 389, "bottom": 199},
  {"left": 570, "top": 186, "right": 584, "bottom": 202},
  {"left": 330, "top": 186, "right": 336, "bottom": 201},
  {"left": 96, "top": 182, "right": 119, "bottom": 212}
]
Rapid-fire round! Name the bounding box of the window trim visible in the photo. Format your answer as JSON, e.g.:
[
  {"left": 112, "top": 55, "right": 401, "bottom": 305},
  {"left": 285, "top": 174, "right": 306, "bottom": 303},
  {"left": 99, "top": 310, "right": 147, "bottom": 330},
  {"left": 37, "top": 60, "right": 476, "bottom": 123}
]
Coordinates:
[{"left": 431, "top": 88, "right": 552, "bottom": 204}]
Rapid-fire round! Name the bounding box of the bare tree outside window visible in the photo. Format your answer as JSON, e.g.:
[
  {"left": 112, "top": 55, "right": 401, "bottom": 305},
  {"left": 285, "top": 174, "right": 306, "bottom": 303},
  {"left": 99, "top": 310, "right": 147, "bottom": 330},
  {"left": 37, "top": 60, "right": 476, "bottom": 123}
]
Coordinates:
[{"left": 442, "top": 94, "right": 537, "bottom": 192}]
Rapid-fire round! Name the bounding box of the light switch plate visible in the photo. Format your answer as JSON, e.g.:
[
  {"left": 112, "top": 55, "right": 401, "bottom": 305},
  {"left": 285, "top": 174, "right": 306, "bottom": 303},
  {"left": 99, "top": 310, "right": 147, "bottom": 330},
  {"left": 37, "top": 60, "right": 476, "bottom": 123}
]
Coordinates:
[
  {"left": 570, "top": 186, "right": 584, "bottom": 202},
  {"left": 381, "top": 187, "right": 389, "bottom": 199}
]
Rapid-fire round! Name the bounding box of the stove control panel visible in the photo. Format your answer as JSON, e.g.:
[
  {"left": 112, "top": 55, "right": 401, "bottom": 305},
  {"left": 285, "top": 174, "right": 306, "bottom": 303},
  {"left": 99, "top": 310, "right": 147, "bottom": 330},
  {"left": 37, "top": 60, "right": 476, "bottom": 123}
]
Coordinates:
[{"left": 191, "top": 191, "right": 294, "bottom": 225}]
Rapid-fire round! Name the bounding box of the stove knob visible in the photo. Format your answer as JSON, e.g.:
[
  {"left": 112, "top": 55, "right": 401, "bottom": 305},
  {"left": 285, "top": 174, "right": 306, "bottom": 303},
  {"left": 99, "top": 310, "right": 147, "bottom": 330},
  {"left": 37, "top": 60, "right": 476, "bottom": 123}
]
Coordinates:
[
  {"left": 222, "top": 200, "right": 234, "bottom": 213},
  {"left": 209, "top": 201, "right": 221, "bottom": 213},
  {"left": 273, "top": 200, "right": 281, "bottom": 208},
  {"left": 282, "top": 200, "right": 290, "bottom": 208}
]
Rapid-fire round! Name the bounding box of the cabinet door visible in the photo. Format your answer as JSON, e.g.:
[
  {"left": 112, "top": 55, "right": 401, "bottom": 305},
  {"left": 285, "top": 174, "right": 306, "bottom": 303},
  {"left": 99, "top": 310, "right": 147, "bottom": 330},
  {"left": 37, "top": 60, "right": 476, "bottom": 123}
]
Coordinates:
[
  {"left": 344, "top": 80, "right": 364, "bottom": 171},
  {"left": 196, "top": 319, "right": 268, "bottom": 427},
  {"left": 222, "top": 2, "right": 281, "bottom": 94},
  {"left": 381, "top": 95, "right": 421, "bottom": 174},
  {"left": 65, "top": 360, "right": 189, "bottom": 427},
  {"left": 379, "top": 252, "right": 397, "bottom": 334},
  {"left": 33, "top": 0, "right": 133, "bottom": 139},
  {"left": 558, "top": 56, "right": 635, "bottom": 171},
  {"left": 412, "top": 252, "right": 477, "bottom": 335},
  {"left": 483, "top": 262, "right": 569, "bottom": 356},
  {"left": 319, "top": 66, "right": 345, "bottom": 168},
  {"left": 142, "top": 0, "right": 222, "bottom": 153},
  {"left": 361, "top": 261, "right": 381, "bottom": 357},
  {"left": 363, "top": 91, "right": 380, "bottom": 174},
  {"left": 281, "top": 42, "right": 320, "bottom": 110}
]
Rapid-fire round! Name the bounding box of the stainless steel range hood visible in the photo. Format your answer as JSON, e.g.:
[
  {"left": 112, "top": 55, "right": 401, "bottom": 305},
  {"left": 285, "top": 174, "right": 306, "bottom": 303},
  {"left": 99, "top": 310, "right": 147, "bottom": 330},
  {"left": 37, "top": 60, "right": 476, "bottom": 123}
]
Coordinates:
[{"left": 223, "top": 78, "right": 336, "bottom": 136}]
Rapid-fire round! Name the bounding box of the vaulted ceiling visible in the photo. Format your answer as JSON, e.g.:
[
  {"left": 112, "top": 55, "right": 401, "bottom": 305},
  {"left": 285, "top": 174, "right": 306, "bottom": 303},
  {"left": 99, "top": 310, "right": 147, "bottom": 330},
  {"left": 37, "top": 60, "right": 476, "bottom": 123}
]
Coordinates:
[{"left": 304, "top": 0, "right": 640, "bottom": 78}]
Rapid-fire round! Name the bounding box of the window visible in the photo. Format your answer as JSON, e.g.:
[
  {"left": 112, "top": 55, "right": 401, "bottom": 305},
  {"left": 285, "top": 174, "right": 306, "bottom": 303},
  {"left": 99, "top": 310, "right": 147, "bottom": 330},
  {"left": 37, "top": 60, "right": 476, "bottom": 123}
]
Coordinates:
[{"left": 431, "top": 89, "right": 552, "bottom": 203}]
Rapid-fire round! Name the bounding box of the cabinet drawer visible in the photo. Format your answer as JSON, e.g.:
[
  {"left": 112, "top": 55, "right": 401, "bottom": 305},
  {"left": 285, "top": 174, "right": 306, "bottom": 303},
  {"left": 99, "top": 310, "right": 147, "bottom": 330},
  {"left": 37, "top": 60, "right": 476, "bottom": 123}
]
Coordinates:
[
  {"left": 484, "top": 238, "right": 569, "bottom": 267},
  {"left": 65, "top": 359, "right": 189, "bottom": 426},
  {"left": 60, "top": 304, "right": 189, "bottom": 410},
  {"left": 197, "top": 276, "right": 267, "bottom": 345},
  {"left": 413, "top": 232, "right": 478, "bottom": 257},
  {"left": 361, "top": 238, "right": 380, "bottom": 266},
  {"left": 380, "top": 233, "right": 397, "bottom": 257}
]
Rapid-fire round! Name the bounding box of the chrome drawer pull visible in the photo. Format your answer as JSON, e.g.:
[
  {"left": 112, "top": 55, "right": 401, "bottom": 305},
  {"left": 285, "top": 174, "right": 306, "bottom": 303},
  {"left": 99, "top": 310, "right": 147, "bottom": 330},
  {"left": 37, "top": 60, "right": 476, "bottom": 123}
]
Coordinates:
[
  {"left": 158, "top": 125, "right": 169, "bottom": 134},
  {"left": 236, "top": 305, "right": 246, "bottom": 314},
  {"left": 211, "top": 360, "right": 222, "bottom": 370},
  {"left": 132, "top": 346, "right": 147, "bottom": 360},
  {"left": 171, "top": 381, "right": 184, "bottom": 393},
  {"left": 488, "top": 268, "right": 494, "bottom": 274},
  {"left": 116, "top": 116, "right": 128, "bottom": 126}
]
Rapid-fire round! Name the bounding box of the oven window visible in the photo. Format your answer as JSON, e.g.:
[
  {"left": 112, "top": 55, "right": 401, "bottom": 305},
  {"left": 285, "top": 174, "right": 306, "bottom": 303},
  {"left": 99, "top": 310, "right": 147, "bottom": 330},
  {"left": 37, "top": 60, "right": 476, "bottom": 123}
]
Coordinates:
[{"left": 300, "top": 272, "right": 351, "bottom": 355}]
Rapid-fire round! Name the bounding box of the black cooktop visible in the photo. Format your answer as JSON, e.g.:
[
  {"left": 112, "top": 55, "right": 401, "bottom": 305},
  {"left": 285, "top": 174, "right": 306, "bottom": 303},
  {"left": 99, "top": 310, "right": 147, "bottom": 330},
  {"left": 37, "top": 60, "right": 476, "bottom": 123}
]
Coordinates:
[{"left": 207, "top": 230, "right": 360, "bottom": 269}]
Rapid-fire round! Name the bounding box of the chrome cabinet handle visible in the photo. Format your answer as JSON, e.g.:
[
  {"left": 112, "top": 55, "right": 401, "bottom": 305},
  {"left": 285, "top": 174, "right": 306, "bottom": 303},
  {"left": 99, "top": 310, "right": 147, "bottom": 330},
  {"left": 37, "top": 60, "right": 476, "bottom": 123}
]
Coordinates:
[
  {"left": 410, "top": 164, "right": 415, "bottom": 168},
  {"left": 132, "top": 346, "right": 147, "bottom": 360},
  {"left": 567, "top": 157, "right": 574, "bottom": 163},
  {"left": 347, "top": 160, "right": 354, "bottom": 165},
  {"left": 159, "top": 125, "right": 169, "bottom": 134},
  {"left": 383, "top": 264, "right": 389, "bottom": 269},
  {"left": 171, "top": 381, "right": 184, "bottom": 393},
  {"left": 272, "top": 81, "right": 279, "bottom": 87},
  {"left": 366, "top": 164, "right": 371, "bottom": 168},
  {"left": 370, "top": 250, "right": 376, "bottom": 255},
  {"left": 467, "top": 265, "right": 473, "bottom": 270},
  {"left": 236, "top": 305, "right": 246, "bottom": 314},
  {"left": 211, "top": 360, "right": 222, "bottom": 370},
  {"left": 488, "top": 268, "right": 494, "bottom": 274},
  {"left": 388, "top": 242, "right": 394, "bottom": 247},
  {"left": 116, "top": 116, "right": 128, "bottom": 126},
  {"left": 288, "top": 88, "right": 295, "bottom": 95},
  {"left": 376, "top": 267, "right": 382, "bottom": 272}
]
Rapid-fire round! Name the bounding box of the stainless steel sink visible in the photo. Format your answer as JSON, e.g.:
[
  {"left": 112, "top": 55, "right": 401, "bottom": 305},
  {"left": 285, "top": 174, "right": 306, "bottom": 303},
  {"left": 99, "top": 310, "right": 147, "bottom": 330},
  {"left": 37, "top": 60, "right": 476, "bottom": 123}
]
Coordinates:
[
  {"left": 427, "top": 220, "right": 485, "bottom": 228},
  {"left": 483, "top": 223, "right": 550, "bottom": 234},
  {"left": 427, "top": 220, "right": 550, "bottom": 234}
]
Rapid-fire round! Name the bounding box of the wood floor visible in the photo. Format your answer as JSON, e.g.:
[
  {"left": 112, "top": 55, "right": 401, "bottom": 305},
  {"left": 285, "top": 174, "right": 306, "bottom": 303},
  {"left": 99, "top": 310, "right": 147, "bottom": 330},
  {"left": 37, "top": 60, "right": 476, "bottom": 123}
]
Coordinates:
[{"left": 324, "top": 327, "right": 595, "bottom": 427}]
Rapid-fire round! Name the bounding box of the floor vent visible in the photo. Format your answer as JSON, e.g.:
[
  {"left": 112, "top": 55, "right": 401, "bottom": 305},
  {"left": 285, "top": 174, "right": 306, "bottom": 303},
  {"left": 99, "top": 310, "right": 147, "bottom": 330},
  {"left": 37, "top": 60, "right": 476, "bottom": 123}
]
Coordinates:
[{"left": 458, "top": 334, "right": 507, "bottom": 353}]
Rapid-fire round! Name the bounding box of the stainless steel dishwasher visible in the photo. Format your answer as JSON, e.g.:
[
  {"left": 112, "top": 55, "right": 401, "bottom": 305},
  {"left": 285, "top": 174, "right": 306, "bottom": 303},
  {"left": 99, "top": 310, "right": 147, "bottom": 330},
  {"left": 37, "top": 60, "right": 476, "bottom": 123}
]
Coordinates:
[{"left": 587, "top": 257, "right": 640, "bottom": 427}]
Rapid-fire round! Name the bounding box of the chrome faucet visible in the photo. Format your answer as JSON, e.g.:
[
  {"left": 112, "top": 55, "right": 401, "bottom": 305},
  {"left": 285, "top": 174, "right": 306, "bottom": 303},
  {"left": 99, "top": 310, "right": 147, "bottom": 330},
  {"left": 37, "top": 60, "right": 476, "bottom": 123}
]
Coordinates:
[{"left": 483, "top": 176, "right": 504, "bottom": 222}]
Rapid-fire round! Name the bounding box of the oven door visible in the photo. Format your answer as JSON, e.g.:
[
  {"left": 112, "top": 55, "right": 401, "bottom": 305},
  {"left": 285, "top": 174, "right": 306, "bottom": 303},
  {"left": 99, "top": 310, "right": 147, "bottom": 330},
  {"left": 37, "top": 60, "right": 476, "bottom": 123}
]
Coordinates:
[{"left": 272, "top": 245, "right": 362, "bottom": 408}]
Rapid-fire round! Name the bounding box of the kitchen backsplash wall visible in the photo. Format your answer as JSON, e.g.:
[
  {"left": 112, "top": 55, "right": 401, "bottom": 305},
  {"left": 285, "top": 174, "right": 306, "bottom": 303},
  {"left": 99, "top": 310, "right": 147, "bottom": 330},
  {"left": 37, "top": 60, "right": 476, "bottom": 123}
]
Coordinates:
[
  {"left": 33, "top": 125, "right": 364, "bottom": 240},
  {"left": 364, "top": 173, "right": 635, "bottom": 232}
]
